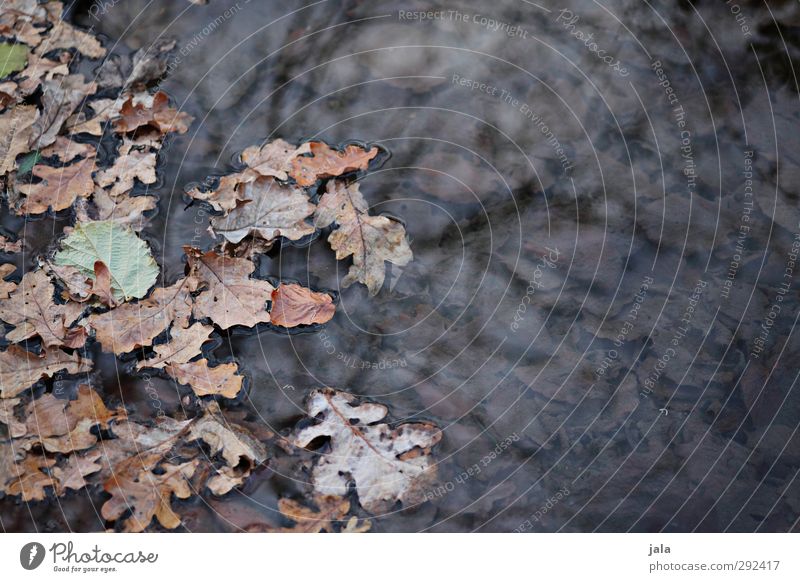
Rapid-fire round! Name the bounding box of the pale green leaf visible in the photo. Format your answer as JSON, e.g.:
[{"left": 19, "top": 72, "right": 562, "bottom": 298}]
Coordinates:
[
  {"left": 0, "top": 43, "right": 29, "bottom": 79},
  {"left": 54, "top": 221, "right": 159, "bottom": 301}
]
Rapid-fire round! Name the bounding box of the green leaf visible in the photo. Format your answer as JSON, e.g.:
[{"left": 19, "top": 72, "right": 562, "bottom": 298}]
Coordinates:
[
  {"left": 0, "top": 43, "right": 29, "bottom": 79},
  {"left": 17, "top": 151, "right": 41, "bottom": 175},
  {"left": 54, "top": 221, "right": 159, "bottom": 301}
]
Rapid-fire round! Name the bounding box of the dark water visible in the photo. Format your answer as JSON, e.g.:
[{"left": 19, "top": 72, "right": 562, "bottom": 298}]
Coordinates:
[{"left": 4, "top": 0, "right": 800, "bottom": 532}]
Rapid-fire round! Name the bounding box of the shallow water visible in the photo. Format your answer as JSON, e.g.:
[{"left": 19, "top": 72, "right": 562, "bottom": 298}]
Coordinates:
[{"left": 3, "top": 0, "right": 800, "bottom": 532}]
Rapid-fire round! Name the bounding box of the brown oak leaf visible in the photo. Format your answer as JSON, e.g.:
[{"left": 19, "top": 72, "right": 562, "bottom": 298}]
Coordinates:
[
  {"left": 88, "top": 278, "right": 194, "bottom": 354},
  {"left": 209, "top": 177, "right": 315, "bottom": 245},
  {"left": 0, "top": 104, "right": 37, "bottom": 174},
  {"left": 315, "top": 181, "right": 413, "bottom": 295},
  {"left": 101, "top": 453, "right": 198, "bottom": 532},
  {"left": 35, "top": 20, "right": 106, "bottom": 58},
  {"left": 136, "top": 322, "right": 213, "bottom": 370},
  {"left": 0, "top": 345, "right": 93, "bottom": 399},
  {"left": 240, "top": 139, "right": 310, "bottom": 181},
  {"left": 270, "top": 495, "right": 352, "bottom": 533},
  {"left": 0, "top": 269, "right": 87, "bottom": 347},
  {"left": 289, "top": 142, "right": 379, "bottom": 187},
  {"left": 0, "top": 264, "right": 17, "bottom": 298},
  {"left": 164, "top": 359, "right": 243, "bottom": 399},
  {"left": 29, "top": 74, "right": 97, "bottom": 149},
  {"left": 95, "top": 141, "right": 157, "bottom": 198},
  {"left": 186, "top": 247, "right": 273, "bottom": 329},
  {"left": 16, "top": 153, "right": 96, "bottom": 214},
  {"left": 270, "top": 283, "right": 335, "bottom": 327},
  {"left": 113, "top": 91, "right": 192, "bottom": 135}
]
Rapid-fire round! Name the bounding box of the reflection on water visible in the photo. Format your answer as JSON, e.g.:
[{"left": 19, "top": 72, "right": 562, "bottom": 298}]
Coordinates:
[{"left": 4, "top": 0, "right": 800, "bottom": 532}]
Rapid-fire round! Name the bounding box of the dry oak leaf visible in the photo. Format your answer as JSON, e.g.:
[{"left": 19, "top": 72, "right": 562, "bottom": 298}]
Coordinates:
[
  {"left": 0, "top": 236, "right": 22, "bottom": 253},
  {"left": 16, "top": 153, "right": 96, "bottom": 214},
  {"left": 186, "top": 168, "right": 260, "bottom": 213},
  {"left": 271, "top": 495, "right": 352, "bottom": 533},
  {"left": 185, "top": 247, "right": 274, "bottom": 329},
  {"left": 101, "top": 452, "right": 199, "bottom": 532},
  {"left": 113, "top": 91, "right": 192, "bottom": 135},
  {"left": 136, "top": 322, "right": 214, "bottom": 370},
  {"left": 39, "top": 135, "right": 94, "bottom": 163},
  {"left": 88, "top": 278, "right": 193, "bottom": 354},
  {"left": 14, "top": 54, "right": 69, "bottom": 96},
  {"left": 289, "top": 141, "right": 379, "bottom": 187},
  {"left": 1, "top": 450, "right": 57, "bottom": 501},
  {"left": 209, "top": 177, "right": 315, "bottom": 245},
  {"left": 0, "top": 104, "right": 37, "bottom": 174},
  {"left": 0, "top": 263, "right": 17, "bottom": 298},
  {"left": 0, "top": 345, "right": 92, "bottom": 399},
  {"left": 240, "top": 139, "right": 311, "bottom": 181},
  {"left": 164, "top": 359, "right": 243, "bottom": 399},
  {"left": 52, "top": 449, "right": 103, "bottom": 493},
  {"left": 22, "top": 384, "right": 125, "bottom": 453},
  {"left": 315, "top": 181, "right": 413, "bottom": 296},
  {"left": 75, "top": 189, "right": 157, "bottom": 231},
  {"left": 294, "top": 388, "right": 442, "bottom": 513},
  {"left": 0, "top": 397, "right": 26, "bottom": 438},
  {"left": 188, "top": 404, "right": 267, "bottom": 495},
  {"left": 95, "top": 140, "right": 157, "bottom": 197},
  {"left": 29, "top": 74, "right": 97, "bottom": 149},
  {"left": 35, "top": 20, "right": 106, "bottom": 58},
  {"left": 0, "top": 268, "right": 87, "bottom": 348},
  {"left": 270, "top": 283, "right": 335, "bottom": 328}
]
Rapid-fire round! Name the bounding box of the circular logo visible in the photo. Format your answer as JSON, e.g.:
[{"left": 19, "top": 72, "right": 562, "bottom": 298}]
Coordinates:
[{"left": 19, "top": 542, "right": 45, "bottom": 570}]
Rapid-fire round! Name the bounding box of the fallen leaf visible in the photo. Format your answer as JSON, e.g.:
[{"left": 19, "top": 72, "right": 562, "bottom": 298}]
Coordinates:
[
  {"left": 88, "top": 278, "right": 193, "bottom": 354},
  {"left": 113, "top": 91, "right": 192, "bottom": 135},
  {"left": 22, "top": 384, "right": 124, "bottom": 453},
  {"left": 0, "top": 345, "right": 93, "bottom": 399},
  {"left": 14, "top": 54, "right": 69, "bottom": 96},
  {"left": 186, "top": 248, "right": 274, "bottom": 329},
  {"left": 270, "top": 283, "right": 335, "bottom": 327},
  {"left": 272, "top": 495, "right": 351, "bottom": 533},
  {"left": 0, "top": 104, "right": 37, "bottom": 174},
  {"left": 52, "top": 449, "right": 103, "bottom": 493},
  {"left": 164, "top": 359, "right": 243, "bottom": 399},
  {"left": 289, "top": 141, "right": 379, "bottom": 187},
  {"left": 294, "top": 388, "right": 441, "bottom": 513},
  {"left": 0, "top": 264, "right": 17, "bottom": 298},
  {"left": 136, "top": 322, "right": 214, "bottom": 370},
  {"left": 36, "top": 20, "right": 106, "bottom": 59},
  {"left": 0, "top": 269, "right": 87, "bottom": 348},
  {"left": 315, "top": 181, "right": 413, "bottom": 295},
  {"left": 75, "top": 189, "right": 157, "bottom": 230},
  {"left": 0, "top": 236, "right": 22, "bottom": 252},
  {"left": 53, "top": 221, "right": 159, "bottom": 301},
  {"left": 240, "top": 139, "right": 310, "bottom": 181},
  {"left": 97, "top": 39, "right": 176, "bottom": 90},
  {"left": 0, "top": 43, "right": 29, "bottom": 78},
  {"left": 40, "top": 135, "right": 95, "bottom": 163},
  {"left": 101, "top": 453, "right": 198, "bottom": 532},
  {"left": 209, "top": 177, "right": 315, "bottom": 245},
  {"left": 95, "top": 139, "right": 157, "bottom": 197},
  {"left": 16, "top": 153, "right": 96, "bottom": 214},
  {"left": 29, "top": 74, "right": 97, "bottom": 148},
  {"left": 2, "top": 451, "right": 56, "bottom": 501},
  {"left": 188, "top": 403, "right": 266, "bottom": 494}
]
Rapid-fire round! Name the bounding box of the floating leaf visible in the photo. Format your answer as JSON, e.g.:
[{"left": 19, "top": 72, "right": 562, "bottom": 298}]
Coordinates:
[
  {"left": 0, "top": 346, "right": 93, "bottom": 399},
  {"left": 270, "top": 283, "right": 336, "bottom": 328},
  {"left": 315, "top": 181, "right": 413, "bottom": 295},
  {"left": 289, "top": 142, "right": 379, "bottom": 187},
  {"left": 53, "top": 221, "right": 159, "bottom": 302},
  {"left": 0, "top": 43, "right": 29, "bottom": 79}
]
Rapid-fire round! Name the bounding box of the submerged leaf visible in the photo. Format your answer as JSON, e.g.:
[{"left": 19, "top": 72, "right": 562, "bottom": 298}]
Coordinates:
[
  {"left": 294, "top": 388, "right": 441, "bottom": 514},
  {"left": 53, "top": 221, "right": 159, "bottom": 301}
]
